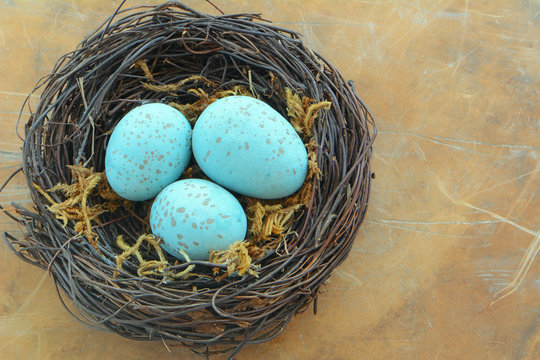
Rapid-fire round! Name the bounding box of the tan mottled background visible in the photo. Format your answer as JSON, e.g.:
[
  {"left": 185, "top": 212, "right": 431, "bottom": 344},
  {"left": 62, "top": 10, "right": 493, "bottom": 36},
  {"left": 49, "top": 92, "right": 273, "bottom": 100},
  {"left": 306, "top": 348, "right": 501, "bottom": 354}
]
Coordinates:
[{"left": 1, "top": 0, "right": 539, "bottom": 359}]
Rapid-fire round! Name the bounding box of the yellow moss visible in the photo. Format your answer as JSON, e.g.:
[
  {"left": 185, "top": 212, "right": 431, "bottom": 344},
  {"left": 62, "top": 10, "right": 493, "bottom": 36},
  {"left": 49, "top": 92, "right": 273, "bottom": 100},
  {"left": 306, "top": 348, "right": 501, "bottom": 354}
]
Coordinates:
[
  {"left": 305, "top": 139, "right": 321, "bottom": 180},
  {"left": 285, "top": 87, "right": 331, "bottom": 138},
  {"left": 246, "top": 201, "right": 303, "bottom": 243},
  {"left": 142, "top": 75, "right": 218, "bottom": 94},
  {"left": 133, "top": 60, "right": 154, "bottom": 80},
  {"left": 114, "top": 234, "right": 196, "bottom": 279},
  {"left": 168, "top": 85, "right": 252, "bottom": 123},
  {"left": 209, "top": 241, "right": 260, "bottom": 280},
  {"left": 34, "top": 165, "right": 126, "bottom": 251}
]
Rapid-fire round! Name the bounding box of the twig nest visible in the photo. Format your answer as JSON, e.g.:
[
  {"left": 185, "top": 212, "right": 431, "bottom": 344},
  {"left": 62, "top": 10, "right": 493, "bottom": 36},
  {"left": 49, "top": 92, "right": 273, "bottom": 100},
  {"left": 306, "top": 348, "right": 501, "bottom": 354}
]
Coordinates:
[{"left": 4, "top": 2, "right": 375, "bottom": 358}]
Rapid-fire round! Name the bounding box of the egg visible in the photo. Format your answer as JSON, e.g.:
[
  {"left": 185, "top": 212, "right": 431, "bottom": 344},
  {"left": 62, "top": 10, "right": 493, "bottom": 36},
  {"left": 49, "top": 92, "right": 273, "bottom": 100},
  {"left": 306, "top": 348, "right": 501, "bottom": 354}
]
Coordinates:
[
  {"left": 105, "top": 103, "right": 192, "bottom": 201},
  {"left": 150, "top": 179, "right": 247, "bottom": 261},
  {"left": 192, "top": 96, "right": 308, "bottom": 199}
]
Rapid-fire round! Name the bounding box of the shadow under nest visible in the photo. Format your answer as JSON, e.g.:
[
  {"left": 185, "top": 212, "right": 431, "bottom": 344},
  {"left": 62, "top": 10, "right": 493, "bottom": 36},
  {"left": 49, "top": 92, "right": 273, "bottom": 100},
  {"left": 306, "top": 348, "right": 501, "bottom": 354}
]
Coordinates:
[{"left": 1, "top": 2, "right": 376, "bottom": 358}]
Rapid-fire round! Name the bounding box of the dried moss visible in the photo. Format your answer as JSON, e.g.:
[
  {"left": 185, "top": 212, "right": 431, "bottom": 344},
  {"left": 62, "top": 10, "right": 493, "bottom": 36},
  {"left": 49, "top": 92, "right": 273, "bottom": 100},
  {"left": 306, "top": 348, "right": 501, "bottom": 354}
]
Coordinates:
[{"left": 33, "top": 165, "right": 128, "bottom": 250}]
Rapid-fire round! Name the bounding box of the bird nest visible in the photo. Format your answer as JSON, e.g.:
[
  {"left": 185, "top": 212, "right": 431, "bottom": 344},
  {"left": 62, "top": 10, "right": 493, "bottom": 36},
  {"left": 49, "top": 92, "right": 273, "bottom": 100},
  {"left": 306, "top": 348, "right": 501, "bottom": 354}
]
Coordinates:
[{"left": 1, "top": 1, "right": 375, "bottom": 358}]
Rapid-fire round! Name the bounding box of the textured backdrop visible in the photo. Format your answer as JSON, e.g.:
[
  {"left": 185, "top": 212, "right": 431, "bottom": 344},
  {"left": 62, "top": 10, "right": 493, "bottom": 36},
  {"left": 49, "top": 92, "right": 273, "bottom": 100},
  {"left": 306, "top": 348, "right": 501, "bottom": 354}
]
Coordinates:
[{"left": 1, "top": 0, "right": 539, "bottom": 359}]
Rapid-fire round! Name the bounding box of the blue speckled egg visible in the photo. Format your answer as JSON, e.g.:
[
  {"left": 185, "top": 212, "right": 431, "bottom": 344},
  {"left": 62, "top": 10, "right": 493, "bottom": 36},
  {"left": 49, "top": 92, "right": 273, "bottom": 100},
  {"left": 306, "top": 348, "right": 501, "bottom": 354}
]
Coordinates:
[
  {"left": 192, "top": 96, "right": 308, "bottom": 199},
  {"left": 105, "top": 103, "right": 192, "bottom": 201},
  {"left": 150, "top": 179, "right": 247, "bottom": 261}
]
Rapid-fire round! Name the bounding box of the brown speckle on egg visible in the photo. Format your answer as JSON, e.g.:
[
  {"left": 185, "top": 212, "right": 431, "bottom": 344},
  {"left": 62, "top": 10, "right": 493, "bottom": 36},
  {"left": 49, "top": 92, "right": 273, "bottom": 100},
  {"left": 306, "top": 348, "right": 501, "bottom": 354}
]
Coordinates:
[
  {"left": 177, "top": 241, "right": 189, "bottom": 249},
  {"left": 193, "top": 241, "right": 199, "bottom": 246},
  {"left": 191, "top": 223, "right": 197, "bottom": 229},
  {"left": 216, "top": 137, "right": 222, "bottom": 143}
]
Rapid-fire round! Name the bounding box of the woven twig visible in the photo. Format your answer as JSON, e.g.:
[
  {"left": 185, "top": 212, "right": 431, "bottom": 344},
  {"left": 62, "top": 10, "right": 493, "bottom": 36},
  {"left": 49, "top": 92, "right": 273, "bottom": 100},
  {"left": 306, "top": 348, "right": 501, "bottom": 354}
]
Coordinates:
[{"left": 0, "top": 1, "right": 376, "bottom": 358}]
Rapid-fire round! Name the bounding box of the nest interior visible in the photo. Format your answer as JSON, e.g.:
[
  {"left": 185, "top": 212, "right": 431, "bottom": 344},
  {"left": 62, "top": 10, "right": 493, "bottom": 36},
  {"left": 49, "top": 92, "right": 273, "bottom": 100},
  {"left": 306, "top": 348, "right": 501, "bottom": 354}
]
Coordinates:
[{"left": 1, "top": 1, "right": 375, "bottom": 358}]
